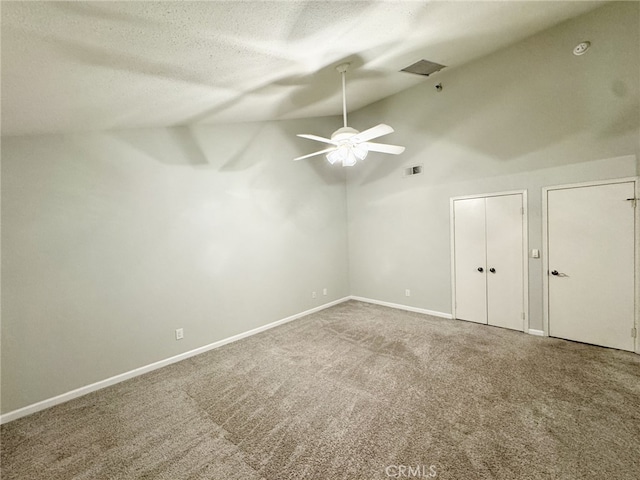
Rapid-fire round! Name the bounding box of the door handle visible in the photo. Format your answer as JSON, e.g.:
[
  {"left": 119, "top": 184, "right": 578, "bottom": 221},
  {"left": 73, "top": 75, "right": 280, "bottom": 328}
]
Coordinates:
[
  {"left": 477, "top": 267, "right": 484, "bottom": 272},
  {"left": 489, "top": 268, "right": 496, "bottom": 273},
  {"left": 551, "top": 270, "right": 558, "bottom": 276}
]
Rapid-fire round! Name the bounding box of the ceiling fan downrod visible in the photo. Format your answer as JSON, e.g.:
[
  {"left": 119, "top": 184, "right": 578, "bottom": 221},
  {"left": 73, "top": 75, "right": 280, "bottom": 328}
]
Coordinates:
[{"left": 336, "top": 63, "right": 349, "bottom": 128}]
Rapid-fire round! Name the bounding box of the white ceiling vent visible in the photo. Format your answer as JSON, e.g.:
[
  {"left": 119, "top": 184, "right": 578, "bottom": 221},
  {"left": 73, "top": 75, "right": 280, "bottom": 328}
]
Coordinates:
[{"left": 401, "top": 59, "right": 446, "bottom": 76}]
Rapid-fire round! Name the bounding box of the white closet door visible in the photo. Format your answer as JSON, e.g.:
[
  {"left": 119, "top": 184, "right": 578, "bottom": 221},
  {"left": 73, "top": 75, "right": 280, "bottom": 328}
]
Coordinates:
[
  {"left": 453, "top": 198, "right": 487, "bottom": 324},
  {"left": 486, "top": 195, "right": 524, "bottom": 331},
  {"left": 547, "top": 181, "right": 635, "bottom": 351}
]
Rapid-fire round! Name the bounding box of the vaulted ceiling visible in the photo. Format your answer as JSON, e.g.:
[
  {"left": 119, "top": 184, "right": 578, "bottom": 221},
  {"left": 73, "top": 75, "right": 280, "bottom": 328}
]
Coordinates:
[{"left": 1, "top": 1, "right": 605, "bottom": 136}]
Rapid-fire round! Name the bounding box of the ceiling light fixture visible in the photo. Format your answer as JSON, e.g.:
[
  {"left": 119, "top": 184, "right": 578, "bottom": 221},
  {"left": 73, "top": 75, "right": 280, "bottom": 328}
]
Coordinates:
[
  {"left": 325, "top": 65, "right": 368, "bottom": 166},
  {"left": 294, "top": 64, "right": 405, "bottom": 166}
]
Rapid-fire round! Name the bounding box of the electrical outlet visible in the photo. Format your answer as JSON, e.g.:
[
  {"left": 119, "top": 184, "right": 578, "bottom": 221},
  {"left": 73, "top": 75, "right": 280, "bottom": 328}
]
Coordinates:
[
  {"left": 323, "top": 288, "right": 327, "bottom": 296},
  {"left": 405, "top": 289, "right": 411, "bottom": 297},
  {"left": 573, "top": 41, "right": 591, "bottom": 56},
  {"left": 175, "top": 328, "right": 184, "bottom": 340},
  {"left": 312, "top": 291, "right": 317, "bottom": 299}
]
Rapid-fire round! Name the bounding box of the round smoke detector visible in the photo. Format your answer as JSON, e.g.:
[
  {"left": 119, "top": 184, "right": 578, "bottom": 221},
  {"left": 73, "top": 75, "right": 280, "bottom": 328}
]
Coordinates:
[{"left": 573, "top": 41, "right": 591, "bottom": 56}]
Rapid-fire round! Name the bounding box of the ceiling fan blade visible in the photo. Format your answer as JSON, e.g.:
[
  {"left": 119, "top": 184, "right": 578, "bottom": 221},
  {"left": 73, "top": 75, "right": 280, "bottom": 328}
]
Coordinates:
[
  {"left": 297, "top": 134, "right": 338, "bottom": 145},
  {"left": 293, "top": 147, "right": 337, "bottom": 161},
  {"left": 365, "top": 142, "right": 406, "bottom": 155},
  {"left": 350, "top": 124, "right": 394, "bottom": 144}
]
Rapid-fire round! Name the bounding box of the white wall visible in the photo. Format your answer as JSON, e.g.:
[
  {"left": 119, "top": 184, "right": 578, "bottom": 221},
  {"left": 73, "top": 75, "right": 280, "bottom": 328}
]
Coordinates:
[
  {"left": 1, "top": 118, "right": 349, "bottom": 413},
  {"left": 346, "top": 2, "right": 639, "bottom": 329}
]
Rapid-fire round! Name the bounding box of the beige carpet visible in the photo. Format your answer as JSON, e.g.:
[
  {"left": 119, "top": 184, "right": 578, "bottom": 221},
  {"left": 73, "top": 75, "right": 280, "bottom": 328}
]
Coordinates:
[{"left": 2, "top": 300, "right": 639, "bottom": 479}]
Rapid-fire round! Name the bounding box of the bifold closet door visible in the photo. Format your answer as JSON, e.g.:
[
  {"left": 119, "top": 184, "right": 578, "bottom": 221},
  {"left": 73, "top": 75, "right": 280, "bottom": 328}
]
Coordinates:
[
  {"left": 453, "top": 198, "right": 487, "bottom": 324},
  {"left": 485, "top": 195, "right": 524, "bottom": 331},
  {"left": 453, "top": 193, "right": 525, "bottom": 330}
]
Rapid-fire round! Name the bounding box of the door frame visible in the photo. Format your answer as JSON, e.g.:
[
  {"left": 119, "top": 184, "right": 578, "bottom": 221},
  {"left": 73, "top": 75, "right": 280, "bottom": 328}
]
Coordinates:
[
  {"left": 450, "top": 190, "right": 529, "bottom": 332},
  {"left": 542, "top": 177, "right": 639, "bottom": 354}
]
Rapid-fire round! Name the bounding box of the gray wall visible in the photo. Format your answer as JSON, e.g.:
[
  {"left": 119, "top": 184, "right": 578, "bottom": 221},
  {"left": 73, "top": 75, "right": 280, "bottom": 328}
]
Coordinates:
[
  {"left": 346, "top": 2, "right": 639, "bottom": 329},
  {"left": 1, "top": 118, "right": 349, "bottom": 413}
]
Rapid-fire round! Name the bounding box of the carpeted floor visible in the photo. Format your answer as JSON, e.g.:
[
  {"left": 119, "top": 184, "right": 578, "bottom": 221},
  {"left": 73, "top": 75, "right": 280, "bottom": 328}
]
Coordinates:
[{"left": 2, "top": 300, "right": 639, "bottom": 479}]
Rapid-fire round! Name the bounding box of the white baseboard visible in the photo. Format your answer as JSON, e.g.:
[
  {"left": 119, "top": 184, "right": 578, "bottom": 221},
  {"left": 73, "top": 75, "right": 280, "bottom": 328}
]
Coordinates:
[
  {"left": 528, "top": 329, "right": 545, "bottom": 336},
  {"left": 0, "top": 296, "right": 350, "bottom": 425},
  {"left": 349, "top": 296, "right": 453, "bottom": 319}
]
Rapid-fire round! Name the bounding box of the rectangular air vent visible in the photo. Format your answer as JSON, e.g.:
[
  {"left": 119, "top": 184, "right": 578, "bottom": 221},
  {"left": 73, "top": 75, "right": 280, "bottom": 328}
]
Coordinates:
[
  {"left": 404, "top": 164, "right": 423, "bottom": 177},
  {"left": 401, "top": 59, "right": 446, "bottom": 76}
]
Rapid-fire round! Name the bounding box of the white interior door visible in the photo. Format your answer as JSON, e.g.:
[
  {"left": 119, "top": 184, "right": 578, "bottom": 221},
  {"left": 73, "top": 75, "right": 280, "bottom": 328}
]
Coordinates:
[
  {"left": 547, "top": 181, "right": 636, "bottom": 351},
  {"left": 486, "top": 195, "right": 524, "bottom": 331},
  {"left": 453, "top": 198, "right": 487, "bottom": 324}
]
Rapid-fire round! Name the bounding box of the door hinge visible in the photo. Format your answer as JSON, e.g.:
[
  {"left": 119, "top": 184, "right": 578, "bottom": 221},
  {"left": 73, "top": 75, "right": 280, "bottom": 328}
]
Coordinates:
[
  {"left": 626, "top": 198, "right": 638, "bottom": 208},
  {"left": 521, "top": 207, "right": 525, "bottom": 215},
  {"left": 521, "top": 312, "right": 525, "bottom": 320},
  {"left": 632, "top": 327, "right": 637, "bottom": 338}
]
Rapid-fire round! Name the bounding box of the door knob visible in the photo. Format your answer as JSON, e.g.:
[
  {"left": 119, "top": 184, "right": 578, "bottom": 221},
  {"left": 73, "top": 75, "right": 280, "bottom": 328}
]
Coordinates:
[
  {"left": 551, "top": 270, "right": 559, "bottom": 276},
  {"left": 477, "top": 267, "right": 484, "bottom": 272},
  {"left": 489, "top": 268, "right": 496, "bottom": 273}
]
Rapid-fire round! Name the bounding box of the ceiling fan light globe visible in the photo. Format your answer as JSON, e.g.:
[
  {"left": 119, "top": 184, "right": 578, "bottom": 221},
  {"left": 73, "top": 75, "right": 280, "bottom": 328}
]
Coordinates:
[
  {"left": 343, "top": 149, "right": 357, "bottom": 167},
  {"left": 353, "top": 143, "right": 368, "bottom": 161},
  {"left": 326, "top": 143, "right": 367, "bottom": 166},
  {"left": 326, "top": 149, "right": 342, "bottom": 165}
]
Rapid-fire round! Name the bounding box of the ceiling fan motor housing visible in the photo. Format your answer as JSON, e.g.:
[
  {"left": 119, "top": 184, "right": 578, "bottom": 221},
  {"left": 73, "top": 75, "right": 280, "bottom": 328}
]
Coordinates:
[{"left": 331, "top": 126, "right": 359, "bottom": 141}]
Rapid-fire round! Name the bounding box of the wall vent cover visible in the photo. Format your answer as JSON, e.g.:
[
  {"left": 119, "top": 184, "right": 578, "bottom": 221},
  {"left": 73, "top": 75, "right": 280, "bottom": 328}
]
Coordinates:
[
  {"left": 401, "top": 59, "right": 446, "bottom": 76},
  {"left": 404, "top": 164, "right": 423, "bottom": 177}
]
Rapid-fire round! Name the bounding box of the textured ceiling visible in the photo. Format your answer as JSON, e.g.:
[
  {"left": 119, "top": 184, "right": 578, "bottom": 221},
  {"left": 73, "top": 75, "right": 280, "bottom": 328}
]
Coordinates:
[{"left": 1, "top": 1, "right": 605, "bottom": 136}]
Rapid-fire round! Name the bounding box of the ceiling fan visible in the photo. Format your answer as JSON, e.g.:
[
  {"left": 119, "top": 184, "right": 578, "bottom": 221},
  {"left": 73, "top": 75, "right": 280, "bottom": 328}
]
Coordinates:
[{"left": 294, "top": 63, "right": 405, "bottom": 166}]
